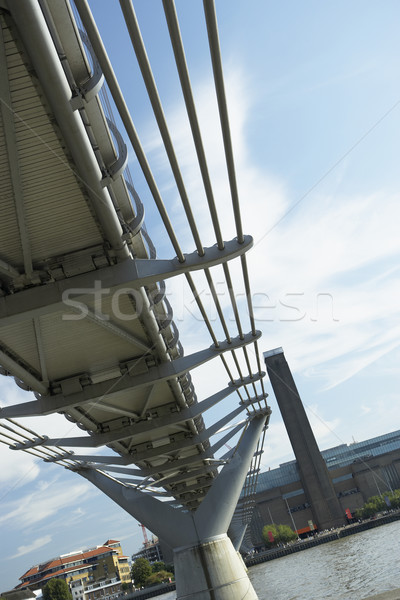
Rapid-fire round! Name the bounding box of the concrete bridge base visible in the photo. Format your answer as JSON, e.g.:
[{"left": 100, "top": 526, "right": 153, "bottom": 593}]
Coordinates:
[
  {"left": 79, "top": 410, "right": 270, "bottom": 600},
  {"left": 174, "top": 535, "right": 257, "bottom": 600}
]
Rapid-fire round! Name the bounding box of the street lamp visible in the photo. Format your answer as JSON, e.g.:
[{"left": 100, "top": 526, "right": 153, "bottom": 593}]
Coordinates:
[{"left": 284, "top": 497, "right": 300, "bottom": 539}]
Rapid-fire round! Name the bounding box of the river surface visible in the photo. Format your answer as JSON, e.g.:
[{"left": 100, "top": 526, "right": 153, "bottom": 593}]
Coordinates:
[{"left": 157, "top": 520, "right": 400, "bottom": 599}]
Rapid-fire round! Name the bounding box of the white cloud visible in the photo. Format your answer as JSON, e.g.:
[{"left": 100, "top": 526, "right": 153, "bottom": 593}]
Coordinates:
[
  {"left": 259, "top": 420, "right": 293, "bottom": 470},
  {"left": 0, "top": 443, "right": 41, "bottom": 490},
  {"left": 132, "top": 64, "right": 400, "bottom": 459},
  {"left": 0, "top": 475, "right": 93, "bottom": 529},
  {"left": 9, "top": 535, "right": 52, "bottom": 560}
]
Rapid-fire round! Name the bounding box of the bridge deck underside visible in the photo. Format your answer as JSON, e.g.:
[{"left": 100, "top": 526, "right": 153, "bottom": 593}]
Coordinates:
[{"left": 0, "top": 0, "right": 269, "bottom": 516}]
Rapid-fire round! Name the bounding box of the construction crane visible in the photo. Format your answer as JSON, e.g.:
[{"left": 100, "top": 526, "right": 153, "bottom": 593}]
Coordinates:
[{"left": 139, "top": 523, "right": 149, "bottom": 547}]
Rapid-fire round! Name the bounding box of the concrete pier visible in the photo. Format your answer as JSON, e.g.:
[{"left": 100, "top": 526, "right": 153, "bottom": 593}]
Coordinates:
[
  {"left": 174, "top": 535, "right": 256, "bottom": 599},
  {"left": 363, "top": 592, "right": 400, "bottom": 600}
]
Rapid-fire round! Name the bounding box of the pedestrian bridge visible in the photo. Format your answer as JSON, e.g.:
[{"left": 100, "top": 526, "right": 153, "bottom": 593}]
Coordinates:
[{"left": 0, "top": 2, "right": 269, "bottom": 597}]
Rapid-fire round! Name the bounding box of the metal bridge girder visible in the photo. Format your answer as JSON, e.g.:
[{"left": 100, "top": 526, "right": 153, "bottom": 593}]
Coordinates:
[
  {"left": 11, "top": 394, "right": 264, "bottom": 451},
  {"left": 0, "top": 331, "right": 261, "bottom": 418},
  {"left": 66, "top": 447, "right": 214, "bottom": 477},
  {"left": 0, "top": 236, "right": 253, "bottom": 328}
]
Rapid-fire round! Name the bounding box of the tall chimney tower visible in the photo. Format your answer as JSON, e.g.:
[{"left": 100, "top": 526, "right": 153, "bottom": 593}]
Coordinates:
[{"left": 264, "top": 348, "right": 344, "bottom": 529}]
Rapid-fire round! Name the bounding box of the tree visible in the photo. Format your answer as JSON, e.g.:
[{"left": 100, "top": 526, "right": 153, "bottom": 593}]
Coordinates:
[
  {"left": 358, "top": 493, "right": 385, "bottom": 519},
  {"left": 276, "top": 524, "right": 298, "bottom": 544},
  {"left": 145, "top": 570, "right": 174, "bottom": 587},
  {"left": 388, "top": 490, "right": 400, "bottom": 509},
  {"left": 131, "top": 558, "right": 152, "bottom": 588},
  {"left": 42, "top": 579, "right": 72, "bottom": 600},
  {"left": 262, "top": 523, "right": 297, "bottom": 547},
  {"left": 152, "top": 561, "right": 166, "bottom": 573},
  {"left": 120, "top": 582, "right": 131, "bottom": 592},
  {"left": 262, "top": 524, "right": 278, "bottom": 548},
  {"left": 354, "top": 488, "right": 400, "bottom": 519}
]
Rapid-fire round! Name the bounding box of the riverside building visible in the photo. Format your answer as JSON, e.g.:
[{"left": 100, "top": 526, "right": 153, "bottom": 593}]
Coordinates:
[
  {"left": 250, "top": 428, "right": 400, "bottom": 544},
  {"left": 14, "top": 540, "right": 131, "bottom": 599}
]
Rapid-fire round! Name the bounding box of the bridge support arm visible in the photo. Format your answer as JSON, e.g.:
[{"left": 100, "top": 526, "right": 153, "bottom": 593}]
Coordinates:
[
  {"left": 228, "top": 522, "right": 248, "bottom": 552},
  {"left": 78, "top": 467, "right": 196, "bottom": 549},
  {"left": 194, "top": 409, "right": 269, "bottom": 539},
  {"left": 77, "top": 408, "right": 268, "bottom": 599}
]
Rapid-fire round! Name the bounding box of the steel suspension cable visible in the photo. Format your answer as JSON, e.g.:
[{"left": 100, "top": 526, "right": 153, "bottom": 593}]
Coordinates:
[
  {"left": 74, "top": 0, "right": 185, "bottom": 262},
  {"left": 162, "top": 0, "right": 224, "bottom": 250},
  {"left": 162, "top": 0, "right": 265, "bottom": 398},
  {"left": 203, "top": 0, "right": 244, "bottom": 244},
  {"left": 222, "top": 262, "right": 244, "bottom": 339},
  {"left": 119, "top": 0, "right": 204, "bottom": 257},
  {"left": 254, "top": 340, "right": 267, "bottom": 398},
  {"left": 184, "top": 272, "right": 220, "bottom": 347},
  {"left": 203, "top": 0, "right": 267, "bottom": 387},
  {"left": 204, "top": 268, "right": 232, "bottom": 343}
]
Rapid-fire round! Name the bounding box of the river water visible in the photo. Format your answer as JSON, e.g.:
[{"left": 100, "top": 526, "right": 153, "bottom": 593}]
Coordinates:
[{"left": 157, "top": 520, "right": 400, "bottom": 599}]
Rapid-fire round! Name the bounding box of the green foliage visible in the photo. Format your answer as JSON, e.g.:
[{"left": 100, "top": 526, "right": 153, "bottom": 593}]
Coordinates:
[
  {"left": 42, "top": 579, "right": 72, "bottom": 600},
  {"left": 262, "top": 523, "right": 297, "bottom": 547},
  {"left": 145, "top": 570, "right": 174, "bottom": 587},
  {"left": 276, "top": 524, "right": 298, "bottom": 543},
  {"left": 120, "top": 582, "right": 131, "bottom": 591},
  {"left": 262, "top": 524, "right": 278, "bottom": 547},
  {"left": 165, "top": 563, "right": 175, "bottom": 575},
  {"left": 354, "top": 488, "right": 400, "bottom": 519},
  {"left": 131, "top": 558, "right": 152, "bottom": 588},
  {"left": 151, "top": 561, "right": 166, "bottom": 573},
  {"left": 363, "top": 500, "right": 382, "bottom": 518},
  {"left": 389, "top": 490, "right": 400, "bottom": 509}
]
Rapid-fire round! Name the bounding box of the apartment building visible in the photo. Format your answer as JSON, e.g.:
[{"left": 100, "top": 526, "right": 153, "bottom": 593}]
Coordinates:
[{"left": 16, "top": 540, "right": 131, "bottom": 596}]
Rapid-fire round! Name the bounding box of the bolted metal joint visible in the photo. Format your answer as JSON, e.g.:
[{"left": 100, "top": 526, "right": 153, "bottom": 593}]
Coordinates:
[
  {"left": 247, "top": 405, "right": 272, "bottom": 422},
  {"left": 43, "top": 451, "right": 75, "bottom": 463},
  {"left": 10, "top": 436, "right": 48, "bottom": 450}
]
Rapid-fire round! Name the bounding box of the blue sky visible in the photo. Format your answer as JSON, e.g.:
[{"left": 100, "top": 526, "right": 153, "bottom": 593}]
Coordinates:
[{"left": 1, "top": 0, "right": 400, "bottom": 592}]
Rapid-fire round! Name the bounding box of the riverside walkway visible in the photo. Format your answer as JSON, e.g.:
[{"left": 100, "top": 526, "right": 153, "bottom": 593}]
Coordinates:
[{"left": 245, "top": 511, "right": 400, "bottom": 567}]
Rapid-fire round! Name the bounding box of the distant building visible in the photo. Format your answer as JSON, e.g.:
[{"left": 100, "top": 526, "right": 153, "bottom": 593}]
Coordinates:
[
  {"left": 132, "top": 537, "right": 163, "bottom": 565},
  {"left": 249, "top": 429, "right": 400, "bottom": 544},
  {"left": 70, "top": 577, "right": 123, "bottom": 600},
  {"left": 255, "top": 349, "right": 400, "bottom": 542},
  {"left": 15, "top": 539, "right": 131, "bottom": 599}
]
